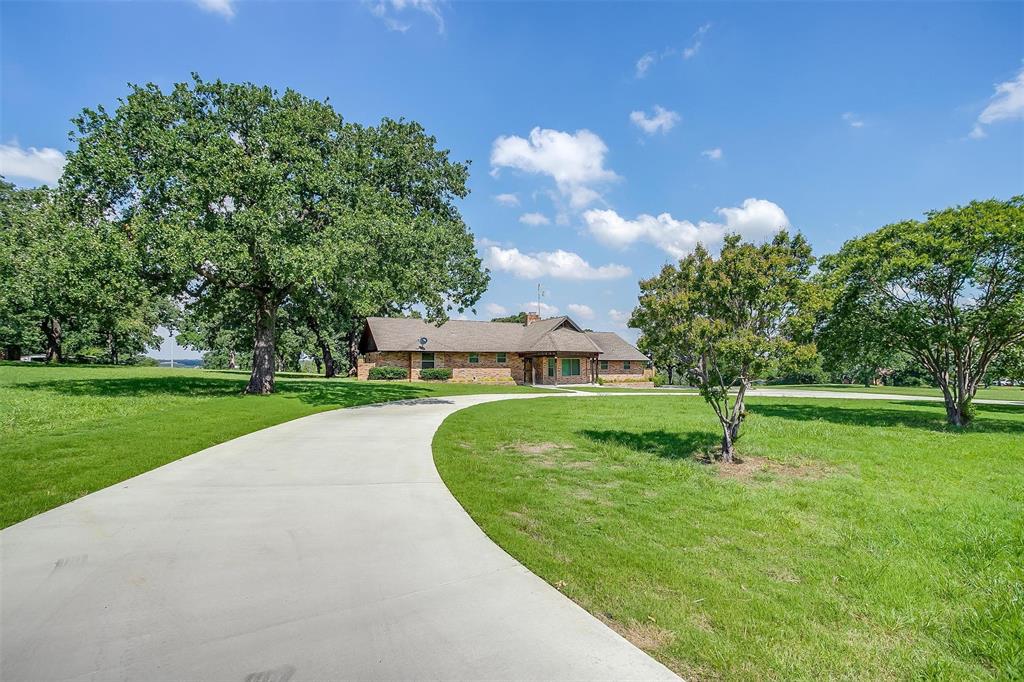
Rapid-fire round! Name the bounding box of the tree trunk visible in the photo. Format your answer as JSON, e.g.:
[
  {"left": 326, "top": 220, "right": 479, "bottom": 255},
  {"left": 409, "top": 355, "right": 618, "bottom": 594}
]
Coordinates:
[
  {"left": 40, "top": 317, "right": 62, "bottom": 363},
  {"left": 313, "top": 355, "right": 322, "bottom": 375},
  {"left": 5, "top": 344, "right": 21, "bottom": 361},
  {"left": 246, "top": 296, "right": 276, "bottom": 395},
  {"left": 667, "top": 365, "right": 674, "bottom": 385},
  {"left": 228, "top": 350, "right": 237, "bottom": 370},
  {"left": 720, "top": 423, "right": 734, "bottom": 463},
  {"left": 346, "top": 330, "right": 359, "bottom": 377},
  {"left": 307, "top": 316, "right": 337, "bottom": 378}
]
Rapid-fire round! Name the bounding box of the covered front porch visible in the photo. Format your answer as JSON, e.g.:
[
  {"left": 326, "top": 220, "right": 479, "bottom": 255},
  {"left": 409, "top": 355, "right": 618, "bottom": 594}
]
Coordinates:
[{"left": 521, "top": 353, "right": 600, "bottom": 386}]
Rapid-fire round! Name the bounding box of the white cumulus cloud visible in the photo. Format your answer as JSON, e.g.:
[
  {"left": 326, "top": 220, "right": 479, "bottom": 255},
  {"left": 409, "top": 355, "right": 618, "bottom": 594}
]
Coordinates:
[
  {"left": 682, "top": 22, "right": 711, "bottom": 59},
  {"left": 583, "top": 198, "right": 790, "bottom": 258},
  {"left": 0, "top": 142, "right": 66, "bottom": 185},
  {"left": 523, "top": 301, "right": 560, "bottom": 316},
  {"left": 484, "top": 302, "right": 508, "bottom": 317},
  {"left": 484, "top": 245, "right": 631, "bottom": 281},
  {"left": 970, "top": 67, "right": 1024, "bottom": 139},
  {"left": 630, "top": 106, "right": 680, "bottom": 135},
  {"left": 608, "top": 309, "right": 631, "bottom": 325},
  {"left": 490, "top": 127, "right": 619, "bottom": 208},
  {"left": 635, "top": 52, "right": 657, "bottom": 78},
  {"left": 842, "top": 112, "right": 865, "bottom": 128},
  {"left": 367, "top": 0, "right": 445, "bottom": 33},
  {"left": 519, "top": 212, "right": 551, "bottom": 226},
  {"left": 194, "top": 0, "right": 235, "bottom": 18},
  {"left": 567, "top": 303, "right": 595, "bottom": 320},
  {"left": 494, "top": 193, "right": 519, "bottom": 207},
  {"left": 701, "top": 147, "right": 723, "bottom": 160}
]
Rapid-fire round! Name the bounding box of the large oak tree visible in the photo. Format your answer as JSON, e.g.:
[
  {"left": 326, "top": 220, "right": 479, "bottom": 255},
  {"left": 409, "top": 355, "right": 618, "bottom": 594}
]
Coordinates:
[{"left": 61, "top": 76, "right": 487, "bottom": 393}]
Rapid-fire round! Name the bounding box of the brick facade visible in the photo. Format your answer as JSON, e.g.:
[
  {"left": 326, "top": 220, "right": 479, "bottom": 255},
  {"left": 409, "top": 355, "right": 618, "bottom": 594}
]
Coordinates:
[
  {"left": 358, "top": 351, "right": 524, "bottom": 384},
  {"left": 356, "top": 351, "right": 412, "bottom": 380},
  {"left": 526, "top": 355, "right": 598, "bottom": 385},
  {"left": 597, "top": 359, "right": 653, "bottom": 384}
]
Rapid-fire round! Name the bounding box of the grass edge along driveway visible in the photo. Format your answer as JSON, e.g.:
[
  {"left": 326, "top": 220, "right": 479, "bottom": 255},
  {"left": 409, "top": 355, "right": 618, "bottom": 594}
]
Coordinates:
[
  {"left": 0, "top": 363, "right": 545, "bottom": 528},
  {"left": 433, "top": 395, "right": 1024, "bottom": 680}
]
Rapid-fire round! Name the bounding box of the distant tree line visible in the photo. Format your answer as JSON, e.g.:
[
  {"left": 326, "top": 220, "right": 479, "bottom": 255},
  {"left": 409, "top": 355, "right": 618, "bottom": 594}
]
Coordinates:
[{"left": 0, "top": 75, "right": 488, "bottom": 393}]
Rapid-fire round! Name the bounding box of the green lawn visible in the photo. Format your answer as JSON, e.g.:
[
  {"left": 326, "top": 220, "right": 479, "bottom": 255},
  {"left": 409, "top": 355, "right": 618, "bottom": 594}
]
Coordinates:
[
  {"left": 0, "top": 363, "right": 541, "bottom": 528},
  {"left": 761, "top": 383, "right": 1024, "bottom": 402},
  {"left": 434, "top": 395, "right": 1024, "bottom": 680},
  {"left": 573, "top": 385, "right": 690, "bottom": 393}
]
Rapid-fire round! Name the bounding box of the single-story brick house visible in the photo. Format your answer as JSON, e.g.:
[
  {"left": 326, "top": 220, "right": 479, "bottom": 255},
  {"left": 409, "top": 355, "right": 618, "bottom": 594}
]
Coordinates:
[{"left": 357, "top": 313, "right": 652, "bottom": 386}]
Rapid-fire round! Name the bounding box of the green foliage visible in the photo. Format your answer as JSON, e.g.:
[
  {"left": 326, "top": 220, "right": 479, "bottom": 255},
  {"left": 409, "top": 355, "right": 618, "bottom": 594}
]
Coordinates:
[
  {"left": 61, "top": 75, "right": 487, "bottom": 394},
  {"left": 0, "top": 179, "right": 167, "bottom": 364},
  {"left": 490, "top": 312, "right": 528, "bottom": 323},
  {"left": 986, "top": 343, "right": 1024, "bottom": 385},
  {"left": 435, "top": 396, "right": 1024, "bottom": 680},
  {"left": 368, "top": 365, "right": 408, "bottom": 380},
  {"left": 419, "top": 367, "right": 452, "bottom": 381},
  {"left": 819, "top": 196, "right": 1024, "bottom": 425},
  {"left": 630, "top": 231, "right": 815, "bottom": 457},
  {"left": 652, "top": 373, "right": 667, "bottom": 387}
]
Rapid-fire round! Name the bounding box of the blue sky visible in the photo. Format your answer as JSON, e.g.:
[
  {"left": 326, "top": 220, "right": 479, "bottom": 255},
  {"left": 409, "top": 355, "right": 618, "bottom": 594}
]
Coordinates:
[{"left": 2, "top": 1, "right": 1022, "bottom": 357}]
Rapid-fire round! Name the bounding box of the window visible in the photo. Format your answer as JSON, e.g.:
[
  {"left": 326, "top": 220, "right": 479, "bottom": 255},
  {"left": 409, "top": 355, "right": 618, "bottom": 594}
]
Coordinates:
[
  {"left": 547, "top": 357, "right": 555, "bottom": 377},
  {"left": 421, "top": 352, "right": 435, "bottom": 369},
  {"left": 468, "top": 353, "right": 479, "bottom": 364},
  {"left": 561, "top": 358, "right": 581, "bottom": 376},
  {"left": 623, "top": 361, "right": 631, "bottom": 370},
  {"left": 496, "top": 352, "right": 507, "bottom": 363},
  {"left": 599, "top": 360, "right": 608, "bottom": 370}
]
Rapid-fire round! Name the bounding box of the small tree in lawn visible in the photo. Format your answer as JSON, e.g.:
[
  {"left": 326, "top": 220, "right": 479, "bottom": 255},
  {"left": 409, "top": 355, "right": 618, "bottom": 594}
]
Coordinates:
[
  {"left": 819, "top": 196, "right": 1024, "bottom": 426},
  {"left": 630, "top": 231, "right": 815, "bottom": 461}
]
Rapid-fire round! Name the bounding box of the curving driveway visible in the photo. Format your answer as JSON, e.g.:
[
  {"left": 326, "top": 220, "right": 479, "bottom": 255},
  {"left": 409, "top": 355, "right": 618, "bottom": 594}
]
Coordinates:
[{"left": 1, "top": 394, "right": 678, "bottom": 681}]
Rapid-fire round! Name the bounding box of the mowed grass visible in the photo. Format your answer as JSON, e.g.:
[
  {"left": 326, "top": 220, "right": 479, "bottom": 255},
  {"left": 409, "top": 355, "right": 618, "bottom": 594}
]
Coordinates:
[
  {"left": 763, "top": 383, "right": 1024, "bottom": 402},
  {"left": 0, "top": 363, "right": 541, "bottom": 528},
  {"left": 434, "top": 395, "right": 1024, "bottom": 680}
]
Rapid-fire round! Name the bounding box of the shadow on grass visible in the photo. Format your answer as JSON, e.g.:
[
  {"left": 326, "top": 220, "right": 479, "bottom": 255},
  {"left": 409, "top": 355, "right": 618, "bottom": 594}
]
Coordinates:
[
  {"left": 746, "top": 400, "right": 1024, "bottom": 434},
  {"left": 8, "top": 375, "right": 431, "bottom": 407},
  {"left": 579, "top": 428, "right": 719, "bottom": 460}
]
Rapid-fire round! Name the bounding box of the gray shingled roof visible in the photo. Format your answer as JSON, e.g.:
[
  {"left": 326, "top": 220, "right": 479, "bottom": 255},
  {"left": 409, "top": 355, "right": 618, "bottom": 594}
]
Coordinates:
[
  {"left": 585, "top": 331, "right": 650, "bottom": 361},
  {"left": 361, "top": 316, "right": 639, "bottom": 357}
]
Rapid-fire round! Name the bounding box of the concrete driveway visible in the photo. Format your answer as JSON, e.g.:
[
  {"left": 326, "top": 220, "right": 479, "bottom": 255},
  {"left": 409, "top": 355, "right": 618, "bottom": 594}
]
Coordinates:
[{"left": 1, "top": 394, "right": 678, "bottom": 681}]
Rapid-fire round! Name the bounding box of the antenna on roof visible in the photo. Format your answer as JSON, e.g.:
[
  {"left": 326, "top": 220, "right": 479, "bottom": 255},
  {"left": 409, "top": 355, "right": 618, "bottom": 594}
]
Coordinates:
[{"left": 536, "top": 283, "right": 546, "bottom": 317}]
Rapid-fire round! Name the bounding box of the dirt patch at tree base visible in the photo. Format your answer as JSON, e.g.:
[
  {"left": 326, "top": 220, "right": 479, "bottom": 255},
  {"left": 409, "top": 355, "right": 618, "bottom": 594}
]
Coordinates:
[{"left": 700, "top": 452, "right": 831, "bottom": 482}]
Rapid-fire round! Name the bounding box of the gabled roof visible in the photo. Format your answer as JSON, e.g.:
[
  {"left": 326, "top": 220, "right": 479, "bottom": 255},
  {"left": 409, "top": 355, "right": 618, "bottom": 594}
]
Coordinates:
[
  {"left": 585, "top": 331, "right": 649, "bottom": 361},
  {"left": 361, "top": 315, "right": 632, "bottom": 356},
  {"left": 519, "top": 316, "right": 602, "bottom": 354},
  {"left": 361, "top": 317, "right": 524, "bottom": 353}
]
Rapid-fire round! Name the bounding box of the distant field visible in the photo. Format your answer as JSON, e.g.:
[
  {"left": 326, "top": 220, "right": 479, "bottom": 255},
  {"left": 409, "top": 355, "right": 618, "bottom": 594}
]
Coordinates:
[
  {"left": 0, "top": 364, "right": 542, "bottom": 527},
  {"left": 435, "top": 396, "right": 1024, "bottom": 679}
]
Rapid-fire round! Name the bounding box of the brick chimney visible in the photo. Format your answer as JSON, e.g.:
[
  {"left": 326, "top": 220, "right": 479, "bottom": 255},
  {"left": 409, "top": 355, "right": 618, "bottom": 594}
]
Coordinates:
[{"left": 525, "top": 312, "right": 540, "bottom": 326}]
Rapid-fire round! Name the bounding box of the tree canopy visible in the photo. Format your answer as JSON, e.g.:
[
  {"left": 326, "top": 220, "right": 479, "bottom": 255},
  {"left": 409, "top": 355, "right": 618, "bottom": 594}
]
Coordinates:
[
  {"left": 61, "top": 75, "right": 488, "bottom": 392},
  {"left": 630, "top": 231, "right": 815, "bottom": 460},
  {"left": 819, "top": 196, "right": 1024, "bottom": 425}
]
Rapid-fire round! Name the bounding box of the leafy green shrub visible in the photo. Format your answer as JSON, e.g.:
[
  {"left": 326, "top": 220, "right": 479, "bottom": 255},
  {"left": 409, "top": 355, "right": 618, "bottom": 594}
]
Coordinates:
[
  {"left": 653, "top": 373, "right": 667, "bottom": 387},
  {"left": 368, "top": 366, "right": 408, "bottom": 380},
  {"left": 419, "top": 367, "right": 453, "bottom": 381}
]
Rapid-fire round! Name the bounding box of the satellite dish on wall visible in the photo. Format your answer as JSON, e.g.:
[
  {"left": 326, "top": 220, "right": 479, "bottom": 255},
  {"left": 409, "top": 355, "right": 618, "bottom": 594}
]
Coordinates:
[{"left": 419, "top": 337, "right": 428, "bottom": 346}]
